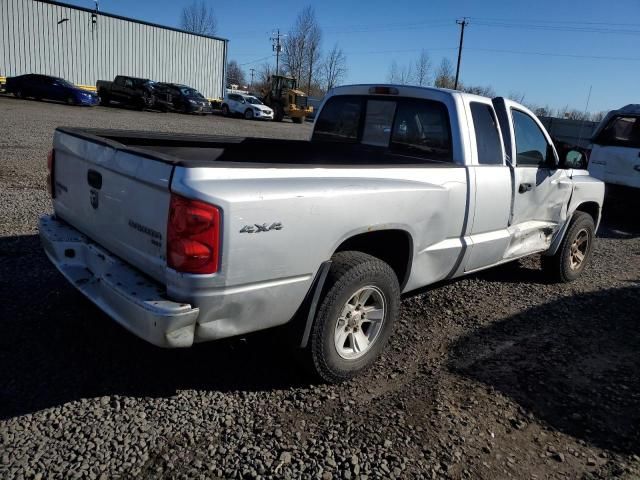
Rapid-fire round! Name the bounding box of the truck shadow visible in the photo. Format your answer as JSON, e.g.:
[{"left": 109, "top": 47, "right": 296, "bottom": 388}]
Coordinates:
[
  {"left": 0, "top": 235, "right": 310, "bottom": 419},
  {"left": 597, "top": 191, "right": 640, "bottom": 240},
  {"left": 448, "top": 285, "right": 640, "bottom": 454}
]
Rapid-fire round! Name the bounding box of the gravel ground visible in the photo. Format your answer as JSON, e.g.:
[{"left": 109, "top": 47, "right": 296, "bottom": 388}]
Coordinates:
[{"left": 1, "top": 96, "right": 639, "bottom": 480}]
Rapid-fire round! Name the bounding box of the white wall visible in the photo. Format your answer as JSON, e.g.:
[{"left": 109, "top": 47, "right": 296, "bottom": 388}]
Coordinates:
[{"left": 0, "top": 0, "right": 227, "bottom": 98}]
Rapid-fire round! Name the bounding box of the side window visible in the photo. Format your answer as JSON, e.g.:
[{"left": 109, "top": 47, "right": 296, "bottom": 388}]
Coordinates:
[
  {"left": 597, "top": 116, "right": 640, "bottom": 148},
  {"left": 124, "top": 78, "right": 134, "bottom": 88},
  {"left": 390, "top": 99, "right": 452, "bottom": 162},
  {"left": 512, "top": 109, "right": 552, "bottom": 167},
  {"left": 313, "top": 95, "right": 362, "bottom": 143},
  {"left": 115, "top": 76, "right": 124, "bottom": 86},
  {"left": 470, "top": 102, "right": 503, "bottom": 165}
]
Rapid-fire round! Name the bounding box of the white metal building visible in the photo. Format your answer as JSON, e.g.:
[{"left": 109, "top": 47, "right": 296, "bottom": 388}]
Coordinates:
[{"left": 0, "top": 0, "right": 228, "bottom": 99}]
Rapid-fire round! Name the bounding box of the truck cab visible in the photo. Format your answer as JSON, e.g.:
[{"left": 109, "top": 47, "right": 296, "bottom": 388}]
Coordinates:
[{"left": 588, "top": 104, "right": 640, "bottom": 192}]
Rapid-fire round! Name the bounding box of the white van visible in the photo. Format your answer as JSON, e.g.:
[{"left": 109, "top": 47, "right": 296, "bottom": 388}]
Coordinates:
[{"left": 588, "top": 104, "right": 640, "bottom": 191}]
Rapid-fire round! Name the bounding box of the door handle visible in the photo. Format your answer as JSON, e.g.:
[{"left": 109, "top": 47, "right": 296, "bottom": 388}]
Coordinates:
[
  {"left": 518, "top": 183, "right": 533, "bottom": 193},
  {"left": 87, "top": 169, "right": 102, "bottom": 189}
]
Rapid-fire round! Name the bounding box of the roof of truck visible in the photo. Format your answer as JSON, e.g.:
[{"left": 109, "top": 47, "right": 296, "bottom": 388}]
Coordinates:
[
  {"left": 328, "top": 83, "right": 495, "bottom": 102},
  {"left": 592, "top": 104, "right": 640, "bottom": 138}
]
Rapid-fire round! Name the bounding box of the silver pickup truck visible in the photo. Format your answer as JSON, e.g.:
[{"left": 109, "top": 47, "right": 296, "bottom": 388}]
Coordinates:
[{"left": 39, "top": 84, "right": 604, "bottom": 382}]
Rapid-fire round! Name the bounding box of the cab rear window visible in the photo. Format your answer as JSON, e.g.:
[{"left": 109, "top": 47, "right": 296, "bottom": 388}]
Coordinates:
[
  {"left": 595, "top": 115, "right": 640, "bottom": 148},
  {"left": 313, "top": 95, "right": 452, "bottom": 162}
]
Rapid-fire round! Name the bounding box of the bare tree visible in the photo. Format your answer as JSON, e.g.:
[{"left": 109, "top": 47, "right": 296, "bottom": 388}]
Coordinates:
[
  {"left": 463, "top": 85, "right": 495, "bottom": 97},
  {"left": 414, "top": 50, "right": 432, "bottom": 87},
  {"left": 434, "top": 58, "right": 456, "bottom": 89},
  {"left": 254, "top": 62, "right": 274, "bottom": 95},
  {"left": 387, "top": 60, "right": 412, "bottom": 85},
  {"left": 507, "top": 91, "right": 526, "bottom": 104},
  {"left": 322, "top": 43, "right": 347, "bottom": 91},
  {"left": 283, "top": 6, "right": 322, "bottom": 91},
  {"left": 387, "top": 60, "right": 399, "bottom": 83},
  {"left": 180, "top": 1, "right": 217, "bottom": 36},
  {"left": 226, "top": 60, "right": 246, "bottom": 88},
  {"left": 306, "top": 19, "right": 322, "bottom": 94}
]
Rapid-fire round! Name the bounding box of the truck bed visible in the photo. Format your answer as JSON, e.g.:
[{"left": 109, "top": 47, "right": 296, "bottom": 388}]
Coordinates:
[{"left": 56, "top": 127, "right": 456, "bottom": 168}]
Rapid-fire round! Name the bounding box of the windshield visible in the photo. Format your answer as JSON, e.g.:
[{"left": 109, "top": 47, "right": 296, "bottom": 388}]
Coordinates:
[
  {"left": 180, "top": 87, "right": 204, "bottom": 98},
  {"left": 245, "top": 96, "right": 263, "bottom": 105}
]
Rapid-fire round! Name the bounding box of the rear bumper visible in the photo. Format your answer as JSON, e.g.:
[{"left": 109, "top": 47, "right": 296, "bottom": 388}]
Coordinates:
[{"left": 39, "top": 215, "right": 200, "bottom": 348}]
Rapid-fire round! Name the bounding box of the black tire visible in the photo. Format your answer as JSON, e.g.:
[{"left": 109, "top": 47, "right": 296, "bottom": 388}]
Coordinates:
[
  {"left": 308, "top": 251, "right": 400, "bottom": 383},
  {"left": 244, "top": 108, "right": 254, "bottom": 120},
  {"left": 99, "top": 92, "right": 110, "bottom": 106},
  {"left": 542, "top": 211, "right": 595, "bottom": 282},
  {"left": 66, "top": 96, "right": 76, "bottom": 106},
  {"left": 14, "top": 89, "right": 23, "bottom": 99},
  {"left": 292, "top": 116, "right": 304, "bottom": 124},
  {"left": 221, "top": 104, "right": 230, "bottom": 116},
  {"left": 273, "top": 105, "right": 284, "bottom": 122}
]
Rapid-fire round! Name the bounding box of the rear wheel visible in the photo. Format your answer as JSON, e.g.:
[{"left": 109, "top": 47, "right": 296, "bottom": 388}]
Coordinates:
[
  {"left": 307, "top": 251, "right": 400, "bottom": 383},
  {"left": 14, "top": 89, "right": 23, "bottom": 99},
  {"left": 99, "top": 92, "right": 111, "bottom": 106},
  {"left": 221, "top": 104, "right": 230, "bottom": 116},
  {"left": 542, "top": 211, "right": 595, "bottom": 282},
  {"left": 292, "top": 116, "right": 304, "bottom": 124},
  {"left": 244, "top": 109, "right": 254, "bottom": 120}
]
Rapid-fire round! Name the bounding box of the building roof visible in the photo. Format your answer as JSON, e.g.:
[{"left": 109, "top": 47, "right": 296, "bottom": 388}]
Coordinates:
[{"left": 36, "top": 0, "right": 228, "bottom": 42}]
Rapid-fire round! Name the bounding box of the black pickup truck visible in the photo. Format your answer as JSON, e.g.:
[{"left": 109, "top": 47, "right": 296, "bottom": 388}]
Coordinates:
[{"left": 96, "top": 75, "right": 171, "bottom": 111}]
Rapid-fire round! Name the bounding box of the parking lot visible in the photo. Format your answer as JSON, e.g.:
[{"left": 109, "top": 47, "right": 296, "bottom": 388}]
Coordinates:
[{"left": 0, "top": 95, "right": 639, "bottom": 479}]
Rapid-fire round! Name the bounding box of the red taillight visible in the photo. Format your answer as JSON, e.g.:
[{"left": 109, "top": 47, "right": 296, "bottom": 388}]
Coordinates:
[
  {"left": 47, "top": 149, "right": 55, "bottom": 198},
  {"left": 167, "top": 194, "right": 221, "bottom": 274}
]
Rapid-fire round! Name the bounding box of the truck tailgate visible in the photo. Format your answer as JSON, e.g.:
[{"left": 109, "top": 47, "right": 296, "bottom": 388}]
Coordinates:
[{"left": 52, "top": 129, "right": 173, "bottom": 283}]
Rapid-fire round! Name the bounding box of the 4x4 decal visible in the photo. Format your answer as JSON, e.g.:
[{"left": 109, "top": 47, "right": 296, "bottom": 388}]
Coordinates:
[{"left": 239, "top": 222, "right": 283, "bottom": 234}]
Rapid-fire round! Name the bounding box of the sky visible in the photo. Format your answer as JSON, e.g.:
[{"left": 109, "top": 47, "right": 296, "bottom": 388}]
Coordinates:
[{"left": 62, "top": 0, "right": 640, "bottom": 114}]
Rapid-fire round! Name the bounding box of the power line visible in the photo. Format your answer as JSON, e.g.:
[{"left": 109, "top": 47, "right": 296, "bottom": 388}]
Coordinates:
[
  {"left": 472, "top": 20, "right": 640, "bottom": 35},
  {"left": 239, "top": 55, "right": 272, "bottom": 66},
  {"left": 472, "top": 17, "right": 640, "bottom": 28},
  {"left": 234, "top": 46, "right": 640, "bottom": 62},
  {"left": 466, "top": 47, "right": 640, "bottom": 62}
]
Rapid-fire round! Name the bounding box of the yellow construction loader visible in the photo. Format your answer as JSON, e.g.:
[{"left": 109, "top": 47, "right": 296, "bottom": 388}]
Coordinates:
[{"left": 262, "top": 75, "right": 312, "bottom": 124}]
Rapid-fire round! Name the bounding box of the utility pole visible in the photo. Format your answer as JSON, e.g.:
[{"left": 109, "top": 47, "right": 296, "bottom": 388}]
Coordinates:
[
  {"left": 271, "top": 29, "right": 284, "bottom": 77},
  {"left": 249, "top": 68, "right": 255, "bottom": 89},
  {"left": 454, "top": 17, "right": 469, "bottom": 90}
]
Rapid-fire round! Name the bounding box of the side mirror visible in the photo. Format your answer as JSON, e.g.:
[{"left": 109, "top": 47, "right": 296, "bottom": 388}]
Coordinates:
[{"left": 563, "top": 150, "right": 586, "bottom": 169}]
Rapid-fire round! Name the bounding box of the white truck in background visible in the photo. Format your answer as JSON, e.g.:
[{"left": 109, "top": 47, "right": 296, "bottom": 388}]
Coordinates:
[
  {"left": 39, "top": 84, "right": 604, "bottom": 383},
  {"left": 588, "top": 104, "right": 640, "bottom": 191}
]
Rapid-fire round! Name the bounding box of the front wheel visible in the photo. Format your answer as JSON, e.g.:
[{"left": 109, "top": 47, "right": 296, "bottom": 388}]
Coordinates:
[
  {"left": 66, "top": 96, "right": 76, "bottom": 106},
  {"left": 542, "top": 211, "right": 595, "bottom": 282},
  {"left": 308, "top": 251, "right": 400, "bottom": 383},
  {"left": 273, "top": 105, "right": 284, "bottom": 122},
  {"left": 291, "top": 116, "right": 304, "bottom": 124},
  {"left": 244, "top": 108, "right": 254, "bottom": 120}
]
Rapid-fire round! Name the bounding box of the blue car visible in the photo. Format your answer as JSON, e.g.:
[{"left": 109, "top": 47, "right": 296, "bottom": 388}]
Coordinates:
[{"left": 6, "top": 74, "right": 99, "bottom": 106}]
